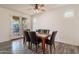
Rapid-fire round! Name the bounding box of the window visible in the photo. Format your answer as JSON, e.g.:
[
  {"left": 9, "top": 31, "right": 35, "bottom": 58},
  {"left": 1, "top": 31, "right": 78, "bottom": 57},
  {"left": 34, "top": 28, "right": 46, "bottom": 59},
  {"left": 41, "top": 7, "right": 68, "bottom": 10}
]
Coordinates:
[{"left": 64, "top": 9, "right": 74, "bottom": 17}]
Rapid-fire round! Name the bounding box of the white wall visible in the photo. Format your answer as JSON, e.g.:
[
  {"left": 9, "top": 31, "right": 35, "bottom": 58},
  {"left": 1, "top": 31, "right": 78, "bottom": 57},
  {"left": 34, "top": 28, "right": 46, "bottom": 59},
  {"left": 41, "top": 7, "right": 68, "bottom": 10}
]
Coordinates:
[
  {"left": 33, "top": 5, "right": 79, "bottom": 46},
  {"left": 0, "top": 7, "right": 31, "bottom": 42}
]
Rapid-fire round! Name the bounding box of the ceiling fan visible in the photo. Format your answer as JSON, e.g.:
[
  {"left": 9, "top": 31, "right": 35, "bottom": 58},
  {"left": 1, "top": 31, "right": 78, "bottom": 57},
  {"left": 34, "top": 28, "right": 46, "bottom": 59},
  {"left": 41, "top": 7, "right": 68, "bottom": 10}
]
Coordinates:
[
  {"left": 34, "top": 4, "right": 45, "bottom": 13},
  {"left": 25, "top": 4, "right": 45, "bottom": 14}
]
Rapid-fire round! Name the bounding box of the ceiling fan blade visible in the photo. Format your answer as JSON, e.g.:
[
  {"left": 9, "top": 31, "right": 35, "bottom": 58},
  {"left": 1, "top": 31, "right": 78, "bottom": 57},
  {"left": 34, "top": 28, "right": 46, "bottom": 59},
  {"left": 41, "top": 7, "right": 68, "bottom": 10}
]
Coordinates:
[{"left": 35, "top": 4, "right": 38, "bottom": 9}]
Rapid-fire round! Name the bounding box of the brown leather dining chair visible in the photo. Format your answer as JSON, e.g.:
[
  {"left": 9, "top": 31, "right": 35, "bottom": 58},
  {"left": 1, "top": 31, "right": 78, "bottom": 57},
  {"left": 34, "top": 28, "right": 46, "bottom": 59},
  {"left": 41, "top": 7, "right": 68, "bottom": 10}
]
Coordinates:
[
  {"left": 29, "top": 31, "right": 42, "bottom": 53},
  {"left": 23, "top": 30, "right": 31, "bottom": 49},
  {"left": 43, "top": 30, "right": 50, "bottom": 34},
  {"left": 45, "top": 31, "right": 57, "bottom": 53}
]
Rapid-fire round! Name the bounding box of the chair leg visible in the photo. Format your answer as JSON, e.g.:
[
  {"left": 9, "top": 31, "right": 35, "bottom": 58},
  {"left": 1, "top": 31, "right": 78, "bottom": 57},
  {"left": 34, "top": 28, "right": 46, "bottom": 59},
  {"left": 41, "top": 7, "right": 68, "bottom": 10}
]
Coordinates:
[
  {"left": 23, "top": 37, "right": 26, "bottom": 44},
  {"left": 28, "top": 42, "right": 31, "bottom": 49},
  {"left": 46, "top": 44, "right": 48, "bottom": 48},
  {"left": 50, "top": 45, "right": 52, "bottom": 54},
  {"left": 53, "top": 43, "right": 55, "bottom": 50},
  {"left": 35, "top": 44, "right": 38, "bottom": 53},
  {"left": 30, "top": 42, "right": 32, "bottom": 50}
]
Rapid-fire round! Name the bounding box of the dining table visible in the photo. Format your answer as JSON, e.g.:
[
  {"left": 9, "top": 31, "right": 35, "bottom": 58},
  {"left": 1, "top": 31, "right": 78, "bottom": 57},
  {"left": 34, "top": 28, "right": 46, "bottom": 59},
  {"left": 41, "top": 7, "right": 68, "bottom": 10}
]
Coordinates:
[{"left": 36, "top": 32, "right": 51, "bottom": 54}]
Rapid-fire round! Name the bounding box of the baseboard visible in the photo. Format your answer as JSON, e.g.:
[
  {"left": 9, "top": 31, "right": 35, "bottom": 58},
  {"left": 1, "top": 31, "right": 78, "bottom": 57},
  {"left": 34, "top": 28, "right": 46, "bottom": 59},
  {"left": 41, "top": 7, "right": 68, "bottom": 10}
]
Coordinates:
[
  {"left": 0, "top": 40, "right": 11, "bottom": 46},
  {"left": 11, "top": 37, "right": 23, "bottom": 41},
  {"left": 55, "top": 40, "right": 79, "bottom": 46}
]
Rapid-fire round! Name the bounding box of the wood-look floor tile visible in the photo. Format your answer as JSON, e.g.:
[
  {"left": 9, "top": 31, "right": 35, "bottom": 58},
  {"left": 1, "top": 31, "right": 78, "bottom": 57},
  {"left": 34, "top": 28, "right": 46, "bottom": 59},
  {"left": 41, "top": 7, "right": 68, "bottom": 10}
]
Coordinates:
[{"left": 0, "top": 39, "right": 79, "bottom": 54}]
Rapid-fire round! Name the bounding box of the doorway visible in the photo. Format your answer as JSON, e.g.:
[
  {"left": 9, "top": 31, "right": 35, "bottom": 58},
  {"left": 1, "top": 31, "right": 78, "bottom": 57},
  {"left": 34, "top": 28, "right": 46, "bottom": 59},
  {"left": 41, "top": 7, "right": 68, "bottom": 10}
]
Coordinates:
[{"left": 10, "top": 16, "right": 28, "bottom": 40}]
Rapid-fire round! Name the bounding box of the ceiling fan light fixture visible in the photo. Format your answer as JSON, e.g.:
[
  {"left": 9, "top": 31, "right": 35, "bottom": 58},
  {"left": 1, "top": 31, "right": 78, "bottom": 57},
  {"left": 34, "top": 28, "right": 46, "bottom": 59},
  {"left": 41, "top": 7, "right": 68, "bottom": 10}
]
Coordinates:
[
  {"left": 34, "top": 9, "right": 40, "bottom": 14},
  {"left": 34, "top": 4, "right": 45, "bottom": 14}
]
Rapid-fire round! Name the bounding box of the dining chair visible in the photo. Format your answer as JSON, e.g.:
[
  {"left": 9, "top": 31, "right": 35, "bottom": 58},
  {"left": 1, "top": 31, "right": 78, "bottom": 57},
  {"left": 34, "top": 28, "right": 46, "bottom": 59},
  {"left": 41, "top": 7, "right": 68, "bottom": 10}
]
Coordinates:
[
  {"left": 23, "top": 30, "right": 31, "bottom": 49},
  {"left": 44, "top": 30, "right": 50, "bottom": 34},
  {"left": 29, "top": 31, "right": 41, "bottom": 53},
  {"left": 36, "top": 29, "right": 41, "bottom": 33},
  {"left": 45, "top": 31, "right": 57, "bottom": 53},
  {"left": 42, "top": 29, "right": 50, "bottom": 34}
]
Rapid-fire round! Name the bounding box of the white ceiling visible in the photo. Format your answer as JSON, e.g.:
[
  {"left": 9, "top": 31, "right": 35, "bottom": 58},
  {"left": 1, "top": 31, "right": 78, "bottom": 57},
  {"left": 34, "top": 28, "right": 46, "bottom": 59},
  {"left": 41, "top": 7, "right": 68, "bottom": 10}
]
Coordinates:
[{"left": 0, "top": 4, "right": 68, "bottom": 15}]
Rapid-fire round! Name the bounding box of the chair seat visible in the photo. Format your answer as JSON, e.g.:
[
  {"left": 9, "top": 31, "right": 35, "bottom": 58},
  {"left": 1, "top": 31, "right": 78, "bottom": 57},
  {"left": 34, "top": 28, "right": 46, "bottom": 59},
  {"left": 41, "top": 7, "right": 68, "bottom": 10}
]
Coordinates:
[
  {"left": 37, "top": 37, "right": 42, "bottom": 42},
  {"left": 30, "top": 34, "right": 42, "bottom": 44},
  {"left": 45, "top": 39, "right": 53, "bottom": 45},
  {"left": 26, "top": 39, "right": 31, "bottom": 42},
  {"left": 31, "top": 37, "right": 42, "bottom": 44}
]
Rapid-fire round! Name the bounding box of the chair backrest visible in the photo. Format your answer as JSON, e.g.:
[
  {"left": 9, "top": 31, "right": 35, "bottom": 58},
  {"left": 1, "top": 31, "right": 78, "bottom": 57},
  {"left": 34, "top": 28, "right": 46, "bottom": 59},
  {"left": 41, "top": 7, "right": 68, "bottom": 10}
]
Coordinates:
[
  {"left": 43, "top": 30, "right": 50, "bottom": 34},
  {"left": 29, "top": 31, "right": 37, "bottom": 44},
  {"left": 36, "top": 29, "right": 41, "bottom": 33},
  {"left": 36, "top": 29, "right": 50, "bottom": 34},
  {"left": 50, "top": 31, "right": 57, "bottom": 44},
  {"left": 23, "top": 30, "right": 31, "bottom": 41}
]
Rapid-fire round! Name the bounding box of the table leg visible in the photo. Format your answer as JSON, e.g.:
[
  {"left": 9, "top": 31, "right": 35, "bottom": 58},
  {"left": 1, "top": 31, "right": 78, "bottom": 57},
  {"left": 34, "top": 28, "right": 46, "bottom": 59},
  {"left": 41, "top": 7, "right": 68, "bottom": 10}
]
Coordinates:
[{"left": 42, "top": 38, "right": 45, "bottom": 54}]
